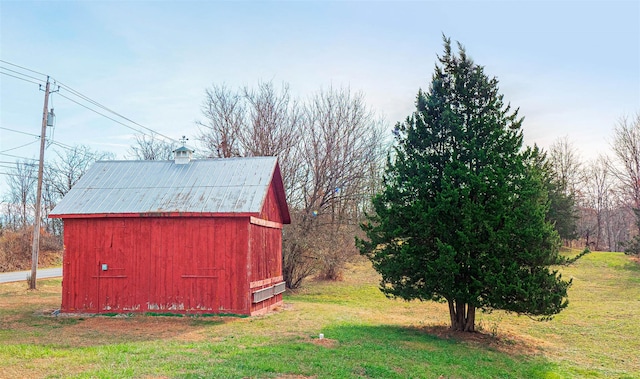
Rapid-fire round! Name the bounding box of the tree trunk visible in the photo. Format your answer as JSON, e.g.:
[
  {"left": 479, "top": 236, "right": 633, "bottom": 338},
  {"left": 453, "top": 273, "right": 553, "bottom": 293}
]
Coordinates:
[
  {"left": 447, "top": 299, "right": 476, "bottom": 332},
  {"left": 448, "top": 300, "right": 456, "bottom": 329},
  {"left": 585, "top": 230, "right": 590, "bottom": 248},
  {"left": 596, "top": 214, "right": 602, "bottom": 251},
  {"left": 465, "top": 305, "right": 476, "bottom": 332}
]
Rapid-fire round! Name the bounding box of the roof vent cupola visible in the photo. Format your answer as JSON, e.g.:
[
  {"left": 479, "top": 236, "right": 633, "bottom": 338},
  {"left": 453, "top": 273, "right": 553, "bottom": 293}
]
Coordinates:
[{"left": 173, "top": 136, "right": 194, "bottom": 165}]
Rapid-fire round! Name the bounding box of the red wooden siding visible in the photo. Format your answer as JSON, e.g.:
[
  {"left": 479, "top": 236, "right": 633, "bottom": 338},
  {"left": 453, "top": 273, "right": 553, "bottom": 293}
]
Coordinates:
[
  {"left": 259, "top": 181, "right": 285, "bottom": 224},
  {"left": 61, "top": 217, "right": 251, "bottom": 315},
  {"left": 249, "top": 183, "right": 285, "bottom": 315},
  {"left": 248, "top": 223, "right": 282, "bottom": 281},
  {"left": 248, "top": 219, "right": 284, "bottom": 315}
]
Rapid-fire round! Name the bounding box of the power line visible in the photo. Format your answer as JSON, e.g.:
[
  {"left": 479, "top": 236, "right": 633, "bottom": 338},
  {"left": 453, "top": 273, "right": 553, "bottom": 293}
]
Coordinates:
[
  {"left": 0, "top": 161, "right": 40, "bottom": 177},
  {"left": 0, "top": 153, "right": 38, "bottom": 162},
  {"left": 0, "top": 160, "right": 82, "bottom": 176},
  {"left": 56, "top": 81, "right": 179, "bottom": 144},
  {"left": 0, "top": 127, "right": 75, "bottom": 152},
  {"left": 0, "top": 172, "right": 40, "bottom": 180},
  {"left": 2, "top": 60, "right": 181, "bottom": 148},
  {"left": 0, "top": 66, "right": 46, "bottom": 83},
  {"left": 0, "top": 164, "right": 36, "bottom": 172},
  {"left": 0, "top": 160, "right": 38, "bottom": 166},
  {"left": 0, "top": 60, "right": 47, "bottom": 77},
  {"left": 0, "top": 140, "right": 40, "bottom": 154},
  {"left": 0, "top": 71, "right": 43, "bottom": 86},
  {"left": 56, "top": 92, "right": 173, "bottom": 142},
  {"left": 0, "top": 126, "right": 41, "bottom": 138},
  {"left": 48, "top": 140, "right": 76, "bottom": 151}
]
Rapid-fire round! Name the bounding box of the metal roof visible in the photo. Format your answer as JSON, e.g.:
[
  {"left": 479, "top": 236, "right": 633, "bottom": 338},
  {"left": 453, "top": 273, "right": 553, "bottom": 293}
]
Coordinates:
[{"left": 50, "top": 157, "right": 282, "bottom": 216}]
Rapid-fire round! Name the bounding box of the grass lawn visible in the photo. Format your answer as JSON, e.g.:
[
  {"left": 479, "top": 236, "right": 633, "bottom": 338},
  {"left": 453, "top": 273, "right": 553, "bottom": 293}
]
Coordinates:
[{"left": 0, "top": 251, "right": 638, "bottom": 378}]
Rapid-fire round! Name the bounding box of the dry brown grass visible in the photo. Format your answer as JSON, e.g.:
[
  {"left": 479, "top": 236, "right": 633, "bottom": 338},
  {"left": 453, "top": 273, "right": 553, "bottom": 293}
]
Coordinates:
[
  {"left": 0, "top": 252, "right": 638, "bottom": 378},
  {"left": 0, "top": 227, "right": 62, "bottom": 272}
]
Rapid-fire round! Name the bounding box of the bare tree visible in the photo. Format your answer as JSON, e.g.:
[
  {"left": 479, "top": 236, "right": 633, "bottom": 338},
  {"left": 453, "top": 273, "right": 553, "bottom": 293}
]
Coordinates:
[
  {"left": 195, "top": 81, "right": 387, "bottom": 288},
  {"left": 0, "top": 202, "right": 19, "bottom": 231},
  {"left": 128, "top": 133, "right": 176, "bottom": 160},
  {"left": 610, "top": 114, "right": 640, "bottom": 221},
  {"left": 197, "top": 84, "right": 244, "bottom": 158},
  {"left": 549, "top": 136, "right": 583, "bottom": 197},
  {"left": 605, "top": 189, "right": 634, "bottom": 252},
  {"left": 43, "top": 145, "right": 114, "bottom": 236},
  {"left": 41, "top": 178, "right": 60, "bottom": 235},
  {"left": 583, "top": 156, "right": 612, "bottom": 250},
  {"left": 240, "top": 82, "right": 304, "bottom": 200},
  {"left": 610, "top": 113, "right": 640, "bottom": 254},
  {"left": 4, "top": 160, "right": 37, "bottom": 229},
  {"left": 287, "top": 87, "right": 385, "bottom": 282},
  {"left": 241, "top": 82, "right": 302, "bottom": 156},
  {"left": 46, "top": 145, "right": 114, "bottom": 199}
]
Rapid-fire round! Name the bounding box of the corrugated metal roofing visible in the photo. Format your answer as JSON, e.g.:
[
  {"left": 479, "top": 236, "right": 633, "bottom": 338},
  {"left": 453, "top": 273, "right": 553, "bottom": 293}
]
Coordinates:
[{"left": 50, "top": 157, "right": 279, "bottom": 216}]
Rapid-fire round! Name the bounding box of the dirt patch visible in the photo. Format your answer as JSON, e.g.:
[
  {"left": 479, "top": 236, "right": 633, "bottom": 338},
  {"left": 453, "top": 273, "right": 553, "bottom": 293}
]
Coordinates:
[
  {"left": 307, "top": 336, "right": 338, "bottom": 348},
  {"left": 92, "top": 315, "right": 235, "bottom": 341},
  {"left": 400, "top": 339, "right": 438, "bottom": 351},
  {"left": 6, "top": 310, "right": 241, "bottom": 347},
  {"left": 418, "top": 324, "right": 548, "bottom": 356}
]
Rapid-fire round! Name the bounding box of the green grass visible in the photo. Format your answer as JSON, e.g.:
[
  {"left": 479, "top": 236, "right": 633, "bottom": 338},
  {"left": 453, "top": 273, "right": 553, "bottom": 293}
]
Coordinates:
[
  {"left": 0, "top": 327, "right": 554, "bottom": 378},
  {"left": 0, "top": 253, "right": 638, "bottom": 378},
  {"left": 521, "top": 252, "right": 640, "bottom": 378}
]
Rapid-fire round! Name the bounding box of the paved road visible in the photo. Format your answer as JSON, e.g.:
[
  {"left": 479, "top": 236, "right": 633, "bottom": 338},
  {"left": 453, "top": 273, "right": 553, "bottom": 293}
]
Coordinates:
[{"left": 0, "top": 268, "right": 62, "bottom": 283}]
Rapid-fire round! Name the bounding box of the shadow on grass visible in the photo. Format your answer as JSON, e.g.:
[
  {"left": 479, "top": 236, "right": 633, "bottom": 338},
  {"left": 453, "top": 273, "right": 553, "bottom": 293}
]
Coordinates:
[
  {"left": 622, "top": 260, "right": 640, "bottom": 272},
  {"left": 215, "top": 323, "right": 560, "bottom": 379},
  {"left": 1, "top": 318, "right": 561, "bottom": 378},
  {"left": 323, "top": 323, "right": 544, "bottom": 356},
  {"left": 66, "top": 323, "right": 560, "bottom": 379}
]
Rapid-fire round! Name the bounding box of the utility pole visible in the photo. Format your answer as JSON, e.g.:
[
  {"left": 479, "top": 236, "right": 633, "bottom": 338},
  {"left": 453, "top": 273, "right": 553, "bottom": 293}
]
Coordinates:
[{"left": 29, "top": 76, "right": 50, "bottom": 290}]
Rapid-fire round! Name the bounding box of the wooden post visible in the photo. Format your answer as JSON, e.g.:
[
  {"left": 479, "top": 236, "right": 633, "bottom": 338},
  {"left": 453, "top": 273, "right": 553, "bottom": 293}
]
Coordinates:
[{"left": 29, "top": 76, "right": 50, "bottom": 290}]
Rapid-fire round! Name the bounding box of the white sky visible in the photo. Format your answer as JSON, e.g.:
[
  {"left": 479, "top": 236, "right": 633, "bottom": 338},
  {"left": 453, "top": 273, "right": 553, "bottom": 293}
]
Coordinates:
[{"left": 1, "top": 1, "right": 639, "bottom": 191}]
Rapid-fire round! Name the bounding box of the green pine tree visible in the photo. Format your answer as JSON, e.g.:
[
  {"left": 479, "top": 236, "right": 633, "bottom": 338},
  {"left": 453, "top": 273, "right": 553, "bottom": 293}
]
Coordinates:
[
  {"left": 358, "top": 37, "right": 571, "bottom": 332},
  {"left": 624, "top": 209, "right": 640, "bottom": 255},
  {"left": 528, "top": 145, "right": 579, "bottom": 242}
]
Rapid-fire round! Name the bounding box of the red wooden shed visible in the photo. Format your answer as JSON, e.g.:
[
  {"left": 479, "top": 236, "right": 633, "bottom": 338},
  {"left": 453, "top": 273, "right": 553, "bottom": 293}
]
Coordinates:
[{"left": 49, "top": 152, "right": 290, "bottom": 316}]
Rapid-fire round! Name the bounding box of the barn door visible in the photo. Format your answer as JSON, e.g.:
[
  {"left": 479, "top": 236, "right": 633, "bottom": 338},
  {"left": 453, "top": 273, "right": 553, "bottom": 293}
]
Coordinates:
[
  {"left": 97, "top": 261, "right": 128, "bottom": 311},
  {"left": 178, "top": 218, "right": 225, "bottom": 312},
  {"left": 97, "top": 220, "right": 130, "bottom": 312}
]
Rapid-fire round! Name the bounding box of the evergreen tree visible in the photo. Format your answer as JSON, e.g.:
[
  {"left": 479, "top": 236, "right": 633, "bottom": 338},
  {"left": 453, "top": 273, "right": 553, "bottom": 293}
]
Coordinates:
[
  {"left": 358, "top": 37, "right": 571, "bottom": 332},
  {"left": 529, "top": 146, "right": 579, "bottom": 242},
  {"left": 623, "top": 209, "right": 640, "bottom": 255}
]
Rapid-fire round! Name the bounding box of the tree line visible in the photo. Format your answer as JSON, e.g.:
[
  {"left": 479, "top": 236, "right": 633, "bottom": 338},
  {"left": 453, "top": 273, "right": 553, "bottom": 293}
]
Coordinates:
[
  {"left": 1, "top": 76, "right": 638, "bottom": 283},
  {"left": 546, "top": 118, "right": 640, "bottom": 255}
]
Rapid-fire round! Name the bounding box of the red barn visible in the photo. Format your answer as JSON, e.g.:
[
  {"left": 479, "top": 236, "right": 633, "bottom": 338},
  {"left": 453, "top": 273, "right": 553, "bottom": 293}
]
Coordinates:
[{"left": 49, "top": 152, "right": 290, "bottom": 316}]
